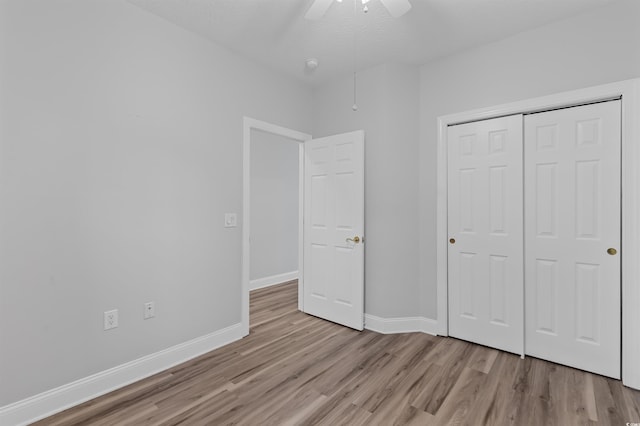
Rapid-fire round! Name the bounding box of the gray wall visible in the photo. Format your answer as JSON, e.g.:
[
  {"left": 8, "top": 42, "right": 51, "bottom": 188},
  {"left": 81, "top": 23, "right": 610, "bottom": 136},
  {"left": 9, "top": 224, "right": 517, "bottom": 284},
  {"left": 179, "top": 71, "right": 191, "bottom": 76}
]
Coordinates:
[
  {"left": 418, "top": 0, "right": 640, "bottom": 319},
  {"left": 250, "top": 130, "right": 299, "bottom": 284},
  {"left": 0, "top": 0, "right": 311, "bottom": 406},
  {"left": 313, "top": 63, "right": 421, "bottom": 318}
]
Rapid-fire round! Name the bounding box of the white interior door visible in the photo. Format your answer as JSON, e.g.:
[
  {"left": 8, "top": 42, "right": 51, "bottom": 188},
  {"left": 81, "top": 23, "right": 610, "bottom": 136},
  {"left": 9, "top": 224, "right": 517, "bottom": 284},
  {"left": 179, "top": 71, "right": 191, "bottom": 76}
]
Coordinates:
[
  {"left": 303, "top": 130, "right": 364, "bottom": 330},
  {"left": 524, "top": 100, "right": 621, "bottom": 379},
  {"left": 447, "top": 115, "right": 524, "bottom": 355}
]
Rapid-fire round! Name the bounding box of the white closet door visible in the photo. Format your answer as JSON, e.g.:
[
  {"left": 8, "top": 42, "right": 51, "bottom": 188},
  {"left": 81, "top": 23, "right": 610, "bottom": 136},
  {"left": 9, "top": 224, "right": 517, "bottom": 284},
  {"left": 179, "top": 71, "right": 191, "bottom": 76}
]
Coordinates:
[
  {"left": 524, "top": 101, "right": 621, "bottom": 379},
  {"left": 448, "top": 115, "right": 524, "bottom": 355}
]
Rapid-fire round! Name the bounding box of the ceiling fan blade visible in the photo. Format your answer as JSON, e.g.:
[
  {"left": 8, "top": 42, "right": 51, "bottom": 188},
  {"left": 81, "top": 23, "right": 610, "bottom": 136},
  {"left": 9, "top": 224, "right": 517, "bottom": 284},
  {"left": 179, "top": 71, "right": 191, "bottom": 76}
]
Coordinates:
[
  {"left": 380, "top": 0, "right": 411, "bottom": 18},
  {"left": 305, "top": 0, "right": 334, "bottom": 20}
]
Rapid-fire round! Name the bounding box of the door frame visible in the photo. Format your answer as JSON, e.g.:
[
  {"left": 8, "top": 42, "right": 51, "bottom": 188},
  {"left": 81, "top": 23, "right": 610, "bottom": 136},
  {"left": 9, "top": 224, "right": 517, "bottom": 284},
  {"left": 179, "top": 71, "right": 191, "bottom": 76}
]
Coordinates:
[
  {"left": 242, "top": 117, "right": 311, "bottom": 336},
  {"left": 436, "top": 78, "right": 640, "bottom": 389}
]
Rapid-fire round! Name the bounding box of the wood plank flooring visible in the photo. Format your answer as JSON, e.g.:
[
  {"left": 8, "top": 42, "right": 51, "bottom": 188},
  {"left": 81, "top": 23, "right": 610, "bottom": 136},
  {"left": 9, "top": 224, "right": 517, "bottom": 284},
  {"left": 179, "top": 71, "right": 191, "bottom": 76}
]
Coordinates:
[{"left": 35, "top": 281, "right": 640, "bottom": 425}]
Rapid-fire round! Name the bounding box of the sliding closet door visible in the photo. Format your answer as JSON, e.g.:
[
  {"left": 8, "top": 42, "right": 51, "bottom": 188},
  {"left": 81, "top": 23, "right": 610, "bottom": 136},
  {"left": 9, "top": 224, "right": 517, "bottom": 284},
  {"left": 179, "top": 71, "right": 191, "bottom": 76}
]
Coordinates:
[
  {"left": 524, "top": 100, "right": 621, "bottom": 379},
  {"left": 448, "top": 115, "right": 524, "bottom": 355}
]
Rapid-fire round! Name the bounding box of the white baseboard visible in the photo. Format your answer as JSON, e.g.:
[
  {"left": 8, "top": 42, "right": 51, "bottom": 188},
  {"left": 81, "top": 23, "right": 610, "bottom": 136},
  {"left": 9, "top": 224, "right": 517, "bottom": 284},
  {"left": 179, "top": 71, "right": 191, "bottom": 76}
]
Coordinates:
[
  {"left": 364, "top": 314, "right": 439, "bottom": 336},
  {"left": 250, "top": 271, "right": 298, "bottom": 291},
  {"left": 0, "top": 323, "right": 243, "bottom": 426}
]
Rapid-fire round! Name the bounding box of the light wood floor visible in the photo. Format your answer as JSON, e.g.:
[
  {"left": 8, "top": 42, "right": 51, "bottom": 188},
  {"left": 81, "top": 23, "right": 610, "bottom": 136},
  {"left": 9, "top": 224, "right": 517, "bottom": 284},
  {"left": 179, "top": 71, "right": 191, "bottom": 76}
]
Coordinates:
[{"left": 36, "top": 281, "right": 640, "bottom": 425}]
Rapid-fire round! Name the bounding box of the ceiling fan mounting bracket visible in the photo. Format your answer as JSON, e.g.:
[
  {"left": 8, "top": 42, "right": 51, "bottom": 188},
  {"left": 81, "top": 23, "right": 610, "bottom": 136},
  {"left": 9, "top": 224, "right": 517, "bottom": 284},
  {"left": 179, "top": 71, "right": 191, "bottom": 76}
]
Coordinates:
[{"left": 304, "top": 0, "right": 412, "bottom": 21}]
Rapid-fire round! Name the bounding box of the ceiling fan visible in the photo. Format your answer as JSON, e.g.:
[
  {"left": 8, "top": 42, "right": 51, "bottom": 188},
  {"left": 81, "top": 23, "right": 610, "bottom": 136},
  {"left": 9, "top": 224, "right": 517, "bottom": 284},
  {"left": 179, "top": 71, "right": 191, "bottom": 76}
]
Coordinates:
[{"left": 305, "top": 0, "right": 412, "bottom": 20}]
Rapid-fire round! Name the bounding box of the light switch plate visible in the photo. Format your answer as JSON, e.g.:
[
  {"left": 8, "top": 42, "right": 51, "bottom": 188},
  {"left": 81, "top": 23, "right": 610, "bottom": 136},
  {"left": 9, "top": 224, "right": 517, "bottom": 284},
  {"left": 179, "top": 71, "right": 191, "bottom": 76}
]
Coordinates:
[
  {"left": 144, "top": 302, "right": 155, "bottom": 319},
  {"left": 225, "top": 213, "right": 237, "bottom": 228}
]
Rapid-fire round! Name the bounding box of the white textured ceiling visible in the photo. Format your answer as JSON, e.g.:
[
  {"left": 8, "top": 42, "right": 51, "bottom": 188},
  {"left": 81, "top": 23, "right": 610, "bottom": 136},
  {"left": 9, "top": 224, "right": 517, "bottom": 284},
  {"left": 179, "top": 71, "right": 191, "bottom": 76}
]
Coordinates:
[{"left": 129, "top": 0, "right": 617, "bottom": 86}]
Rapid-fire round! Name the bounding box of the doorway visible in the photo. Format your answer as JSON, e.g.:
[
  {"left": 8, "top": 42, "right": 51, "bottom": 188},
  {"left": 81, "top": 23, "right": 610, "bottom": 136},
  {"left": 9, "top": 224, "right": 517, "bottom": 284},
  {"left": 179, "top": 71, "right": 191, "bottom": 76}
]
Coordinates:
[
  {"left": 249, "top": 129, "right": 299, "bottom": 292},
  {"left": 242, "top": 117, "right": 311, "bottom": 336}
]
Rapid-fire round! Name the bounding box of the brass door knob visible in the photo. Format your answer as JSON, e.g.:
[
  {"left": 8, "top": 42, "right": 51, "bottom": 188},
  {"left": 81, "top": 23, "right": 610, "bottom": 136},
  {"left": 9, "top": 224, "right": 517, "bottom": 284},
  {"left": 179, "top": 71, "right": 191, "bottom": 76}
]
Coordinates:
[
  {"left": 607, "top": 248, "right": 617, "bottom": 255},
  {"left": 449, "top": 238, "right": 455, "bottom": 244},
  {"left": 347, "top": 236, "right": 361, "bottom": 243}
]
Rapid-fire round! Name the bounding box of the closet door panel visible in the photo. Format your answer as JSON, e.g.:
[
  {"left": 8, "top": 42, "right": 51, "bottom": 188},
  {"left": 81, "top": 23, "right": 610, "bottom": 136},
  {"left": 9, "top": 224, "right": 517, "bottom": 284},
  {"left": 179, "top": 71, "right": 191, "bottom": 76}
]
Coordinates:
[
  {"left": 448, "top": 115, "right": 524, "bottom": 355},
  {"left": 524, "top": 100, "right": 621, "bottom": 379}
]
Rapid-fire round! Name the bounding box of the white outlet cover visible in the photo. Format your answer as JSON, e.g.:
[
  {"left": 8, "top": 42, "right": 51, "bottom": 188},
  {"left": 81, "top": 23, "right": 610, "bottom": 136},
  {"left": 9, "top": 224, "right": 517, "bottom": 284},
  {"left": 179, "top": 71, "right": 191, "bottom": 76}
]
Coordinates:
[
  {"left": 225, "top": 213, "right": 237, "bottom": 228},
  {"left": 104, "top": 309, "right": 119, "bottom": 330}
]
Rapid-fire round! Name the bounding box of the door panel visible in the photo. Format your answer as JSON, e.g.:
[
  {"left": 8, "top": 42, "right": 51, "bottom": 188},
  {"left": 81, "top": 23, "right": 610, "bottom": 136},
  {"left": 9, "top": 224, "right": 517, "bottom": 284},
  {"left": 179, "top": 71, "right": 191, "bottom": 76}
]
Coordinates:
[
  {"left": 448, "top": 115, "right": 524, "bottom": 355},
  {"left": 524, "top": 100, "right": 621, "bottom": 379},
  {"left": 303, "top": 131, "right": 364, "bottom": 330}
]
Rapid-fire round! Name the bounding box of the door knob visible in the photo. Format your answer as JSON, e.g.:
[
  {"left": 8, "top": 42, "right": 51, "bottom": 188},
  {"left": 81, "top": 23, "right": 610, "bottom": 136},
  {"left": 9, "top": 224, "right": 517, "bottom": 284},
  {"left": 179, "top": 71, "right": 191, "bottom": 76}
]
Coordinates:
[
  {"left": 607, "top": 248, "right": 617, "bottom": 255},
  {"left": 346, "top": 236, "right": 361, "bottom": 243},
  {"left": 449, "top": 238, "right": 456, "bottom": 244}
]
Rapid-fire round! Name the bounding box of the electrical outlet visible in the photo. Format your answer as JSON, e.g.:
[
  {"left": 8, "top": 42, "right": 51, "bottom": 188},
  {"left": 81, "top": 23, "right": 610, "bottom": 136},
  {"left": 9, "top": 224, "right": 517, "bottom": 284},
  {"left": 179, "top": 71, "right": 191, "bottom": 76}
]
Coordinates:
[
  {"left": 144, "top": 302, "right": 155, "bottom": 319},
  {"left": 104, "top": 309, "right": 118, "bottom": 330}
]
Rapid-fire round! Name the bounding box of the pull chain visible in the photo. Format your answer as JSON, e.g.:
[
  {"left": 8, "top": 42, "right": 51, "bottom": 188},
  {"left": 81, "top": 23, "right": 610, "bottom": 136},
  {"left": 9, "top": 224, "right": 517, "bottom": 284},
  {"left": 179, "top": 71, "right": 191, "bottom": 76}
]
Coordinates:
[{"left": 353, "top": 72, "right": 358, "bottom": 111}]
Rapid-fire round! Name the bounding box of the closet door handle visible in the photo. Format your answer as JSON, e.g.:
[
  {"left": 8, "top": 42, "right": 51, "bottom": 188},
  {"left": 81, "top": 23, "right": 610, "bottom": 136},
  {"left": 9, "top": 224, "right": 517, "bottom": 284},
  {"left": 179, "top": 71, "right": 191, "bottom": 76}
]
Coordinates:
[
  {"left": 449, "top": 238, "right": 456, "bottom": 244},
  {"left": 607, "top": 248, "right": 617, "bottom": 255}
]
